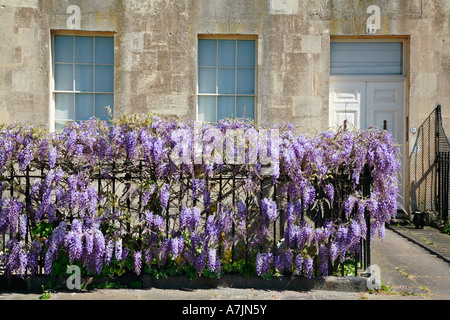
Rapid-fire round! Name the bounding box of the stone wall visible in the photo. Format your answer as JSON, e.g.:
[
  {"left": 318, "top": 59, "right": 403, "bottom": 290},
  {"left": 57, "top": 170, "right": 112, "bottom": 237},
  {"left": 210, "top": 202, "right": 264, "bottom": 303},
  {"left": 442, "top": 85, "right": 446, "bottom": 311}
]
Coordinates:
[{"left": 0, "top": 0, "right": 449, "bottom": 143}]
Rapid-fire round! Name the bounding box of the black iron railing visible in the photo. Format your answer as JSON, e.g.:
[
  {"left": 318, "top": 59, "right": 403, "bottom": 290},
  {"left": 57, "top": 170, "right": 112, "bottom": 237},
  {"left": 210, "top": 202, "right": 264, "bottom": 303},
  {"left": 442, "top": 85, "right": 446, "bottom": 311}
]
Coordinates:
[
  {"left": 410, "top": 105, "right": 450, "bottom": 225},
  {"left": 0, "top": 160, "right": 373, "bottom": 278}
]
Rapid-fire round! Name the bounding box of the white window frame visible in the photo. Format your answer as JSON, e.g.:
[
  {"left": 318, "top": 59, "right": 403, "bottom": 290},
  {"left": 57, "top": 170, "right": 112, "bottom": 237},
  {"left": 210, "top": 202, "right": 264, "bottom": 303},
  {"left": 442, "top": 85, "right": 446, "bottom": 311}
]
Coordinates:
[
  {"left": 49, "top": 31, "right": 115, "bottom": 131},
  {"left": 196, "top": 35, "right": 258, "bottom": 123}
]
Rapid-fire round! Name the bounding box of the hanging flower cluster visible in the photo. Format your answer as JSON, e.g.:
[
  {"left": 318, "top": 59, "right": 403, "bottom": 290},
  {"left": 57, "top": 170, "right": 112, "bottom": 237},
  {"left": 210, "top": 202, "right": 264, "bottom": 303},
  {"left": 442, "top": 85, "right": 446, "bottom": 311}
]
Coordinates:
[{"left": 0, "top": 113, "right": 401, "bottom": 279}]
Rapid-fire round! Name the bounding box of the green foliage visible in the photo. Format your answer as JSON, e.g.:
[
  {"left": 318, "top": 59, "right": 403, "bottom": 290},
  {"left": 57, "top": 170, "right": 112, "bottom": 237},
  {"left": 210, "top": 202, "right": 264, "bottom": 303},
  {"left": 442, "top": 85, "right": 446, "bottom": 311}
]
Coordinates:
[
  {"left": 443, "top": 220, "right": 450, "bottom": 235},
  {"left": 221, "top": 259, "right": 255, "bottom": 278},
  {"left": 38, "top": 280, "right": 55, "bottom": 300},
  {"left": 94, "top": 281, "right": 124, "bottom": 289},
  {"left": 39, "top": 290, "right": 51, "bottom": 300},
  {"left": 31, "top": 221, "right": 55, "bottom": 240}
]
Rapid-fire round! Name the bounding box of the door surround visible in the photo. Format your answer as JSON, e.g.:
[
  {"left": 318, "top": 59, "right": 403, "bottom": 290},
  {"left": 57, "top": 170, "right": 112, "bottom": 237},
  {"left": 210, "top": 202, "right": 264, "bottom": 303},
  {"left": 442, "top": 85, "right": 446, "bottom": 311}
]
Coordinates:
[{"left": 329, "top": 35, "right": 410, "bottom": 215}]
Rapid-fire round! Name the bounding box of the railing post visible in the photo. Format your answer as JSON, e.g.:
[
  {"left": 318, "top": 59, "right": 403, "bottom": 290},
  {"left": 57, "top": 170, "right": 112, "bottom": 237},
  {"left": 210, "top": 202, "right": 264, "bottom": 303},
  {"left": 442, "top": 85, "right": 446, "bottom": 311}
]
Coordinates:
[
  {"left": 24, "top": 165, "right": 31, "bottom": 245},
  {"left": 364, "top": 167, "right": 372, "bottom": 270},
  {"left": 273, "top": 182, "right": 277, "bottom": 249},
  {"left": 442, "top": 152, "right": 449, "bottom": 223},
  {"left": 232, "top": 171, "right": 236, "bottom": 263},
  {"left": 124, "top": 158, "right": 132, "bottom": 234}
]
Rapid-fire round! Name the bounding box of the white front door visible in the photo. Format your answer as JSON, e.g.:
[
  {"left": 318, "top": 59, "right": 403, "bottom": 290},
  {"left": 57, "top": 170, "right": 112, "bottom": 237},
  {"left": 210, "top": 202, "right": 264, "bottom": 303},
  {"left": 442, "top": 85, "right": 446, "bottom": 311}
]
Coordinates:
[{"left": 330, "top": 80, "right": 406, "bottom": 208}]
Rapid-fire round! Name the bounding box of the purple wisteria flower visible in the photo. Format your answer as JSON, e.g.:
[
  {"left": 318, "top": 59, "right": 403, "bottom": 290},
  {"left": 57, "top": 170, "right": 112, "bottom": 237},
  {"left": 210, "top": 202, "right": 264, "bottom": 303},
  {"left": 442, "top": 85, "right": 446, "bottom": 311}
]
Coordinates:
[
  {"left": 104, "top": 239, "right": 114, "bottom": 266},
  {"left": 344, "top": 195, "right": 358, "bottom": 219},
  {"left": 304, "top": 257, "right": 313, "bottom": 279},
  {"left": 17, "top": 214, "right": 27, "bottom": 241},
  {"left": 91, "top": 229, "right": 106, "bottom": 274},
  {"left": 191, "top": 178, "right": 205, "bottom": 200},
  {"left": 325, "top": 184, "right": 334, "bottom": 203},
  {"left": 121, "top": 246, "right": 129, "bottom": 261},
  {"left": 206, "top": 215, "right": 218, "bottom": 244},
  {"left": 261, "top": 198, "right": 277, "bottom": 221},
  {"left": 329, "top": 241, "right": 338, "bottom": 263},
  {"left": 295, "top": 254, "right": 303, "bottom": 275},
  {"left": 236, "top": 200, "right": 247, "bottom": 237},
  {"left": 0, "top": 114, "right": 401, "bottom": 279},
  {"left": 195, "top": 251, "right": 207, "bottom": 274},
  {"left": 274, "top": 249, "right": 293, "bottom": 274},
  {"left": 319, "top": 244, "right": 328, "bottom": 276},
  {"left": 203, "top": 188, "right": 211, "bottom": 209},
  {"left": 115, "top": 238, "right": 123, "bottom": 261},
  {"left": 169, "top": 236, "right": 184, "bottom": 259},
  {"left": 256, "top": 251, "right": 273, "bottom": 277},
  {"left": 159, "top": 239, "right": 170, "bottom": 266},
  {"left": 208, "top": 248, "right": 221, "bottom": 274},
  {"left": 133, "top": 251, "right": 142, "bottom": 275},
  {"left": 142, "top": 184, "right": 156, "bottom": 207},
  {"left": 44, "top": 221, "right": 67, "bottom": 274},
  {"left": 180, "top": 206, "right": 201, "bottom": 232},
  {"left": 144, "top": 248, "right": 152, "bottom": 265},
  {"left": 48, "top": 146, "right": 57, "bottom": 169},
  {"left": 64, "top": 219, "right": 83, "bottom": 262},
  {"left": 27, "top": 240, "right": 42, "bottom": 276},
  {"left": 159, "top": 184, "right": 170, "bottom": 210},
  {"left": 336, "top": 225, "right": 349, "bottom": 263},
  {"left": 5, "top": 239, "right": 27, "bottom": 277}
]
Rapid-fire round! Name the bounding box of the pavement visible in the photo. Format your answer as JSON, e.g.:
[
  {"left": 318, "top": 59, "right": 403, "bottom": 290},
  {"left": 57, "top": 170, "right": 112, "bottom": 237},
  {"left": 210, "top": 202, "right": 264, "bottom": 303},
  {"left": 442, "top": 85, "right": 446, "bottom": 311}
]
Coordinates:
[
  {"left": 0, "top": 219, "right": 449, "bottom": 301},
  {"left": 370, "top": 220, "right": 450, "bottom": 300}
]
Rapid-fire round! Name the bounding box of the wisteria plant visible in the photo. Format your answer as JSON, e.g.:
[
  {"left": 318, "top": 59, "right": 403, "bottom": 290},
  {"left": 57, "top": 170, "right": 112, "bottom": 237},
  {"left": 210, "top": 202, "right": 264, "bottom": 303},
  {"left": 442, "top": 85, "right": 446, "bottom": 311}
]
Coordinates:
[{"left": 0, "top": 113, "right": 401, "bottom": 280}]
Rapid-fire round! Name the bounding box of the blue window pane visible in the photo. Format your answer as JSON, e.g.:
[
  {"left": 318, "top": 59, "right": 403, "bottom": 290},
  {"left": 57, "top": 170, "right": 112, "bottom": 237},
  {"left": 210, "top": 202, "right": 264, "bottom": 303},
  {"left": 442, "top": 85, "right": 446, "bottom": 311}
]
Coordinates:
[
  {"left": 95, "top": 65, "right": 114, "bottom": 92},
  {"left": 95, "top": 37, "right": 114, "bottom": 64},
  {"left": 75, "top": 94, "right": 94, "bottom": 121},
  {"left": 95, "top": 94, "right": 113, "bottom": 120},
  {"left": 218, "top": 68, "right": 235, "bottom": 94},
  {"left": 236, "top": 97, "right": 254, "bottom": 119},
  {"left": 198, "top": 40, "right": 217, "bottom": 66},
  {"left": 198, "top": 67, "right": 216, "bottom": 93},
  {"left": 55, "top": 36, "right": 73, "bottom": 63},
  {"left": 75, "top": 36, "right": 94, "bottom": 63},
  {"left": 55, "top": 64, "right": 73, "bottom": 91},
  {"left": 237, "top": 41, "right": 255, "bottom": 67},
  {"left": 218, "top": 40, "right": 236, "bottom": 67},
  {"left": 198, "top": 96, "right": 216, "bottom": 122},
  {"left": 55, "top": 93, "right": 74, "bottom": 120},
  {"left": 237, "top": 68, "right": 255, "bottom": 94},
  {"left": 217, "top": 96, "right": 235, "bottom": 120},
  {"left": 75, "top": 64, "right": 93, "bottom": 92}
]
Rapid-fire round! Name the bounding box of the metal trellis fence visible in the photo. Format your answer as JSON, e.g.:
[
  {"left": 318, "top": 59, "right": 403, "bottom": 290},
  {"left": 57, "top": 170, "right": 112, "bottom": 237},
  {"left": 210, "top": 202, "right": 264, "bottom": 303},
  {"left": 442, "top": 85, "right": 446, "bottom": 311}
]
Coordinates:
[
  {"left": 410, "top": 105, "right": 450, "bottom": 225},
  {"left": 0, "top": 161, "right": 374, "bottom": 278}
]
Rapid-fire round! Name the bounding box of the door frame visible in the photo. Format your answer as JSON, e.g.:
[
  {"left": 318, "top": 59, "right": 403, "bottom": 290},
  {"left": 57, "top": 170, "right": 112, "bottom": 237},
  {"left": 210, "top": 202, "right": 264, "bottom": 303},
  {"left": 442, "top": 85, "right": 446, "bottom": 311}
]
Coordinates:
[{"left": 329, "top": 35, "right": 411, "bottom": 216}]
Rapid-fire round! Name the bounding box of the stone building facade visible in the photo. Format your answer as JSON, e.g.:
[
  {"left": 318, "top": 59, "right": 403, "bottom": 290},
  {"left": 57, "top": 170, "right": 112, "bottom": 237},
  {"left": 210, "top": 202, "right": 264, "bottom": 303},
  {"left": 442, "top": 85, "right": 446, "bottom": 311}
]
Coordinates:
[{"left": 1, "top": 0, "right": 450, "bottom": 214}]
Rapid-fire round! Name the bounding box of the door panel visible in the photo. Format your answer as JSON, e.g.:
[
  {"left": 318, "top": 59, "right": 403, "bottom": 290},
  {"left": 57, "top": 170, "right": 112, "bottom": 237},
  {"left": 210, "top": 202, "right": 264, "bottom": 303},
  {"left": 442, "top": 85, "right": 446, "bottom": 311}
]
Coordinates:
[
  {"left": 366, "top": 81, "right": 405, "bottom": 208},
  {"left": 329, "top": 82, "right": 366, "bottom": 129},
  {"left": 365, "top": 82, "right": 404, "bottom": 142}
]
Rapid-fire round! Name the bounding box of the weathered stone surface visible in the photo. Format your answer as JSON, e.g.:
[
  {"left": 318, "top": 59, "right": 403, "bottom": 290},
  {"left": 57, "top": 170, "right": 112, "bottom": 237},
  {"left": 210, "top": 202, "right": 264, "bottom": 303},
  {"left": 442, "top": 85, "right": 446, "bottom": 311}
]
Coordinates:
[{"left": 0, "top": 0, "right": 448, "bottom": 136}]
